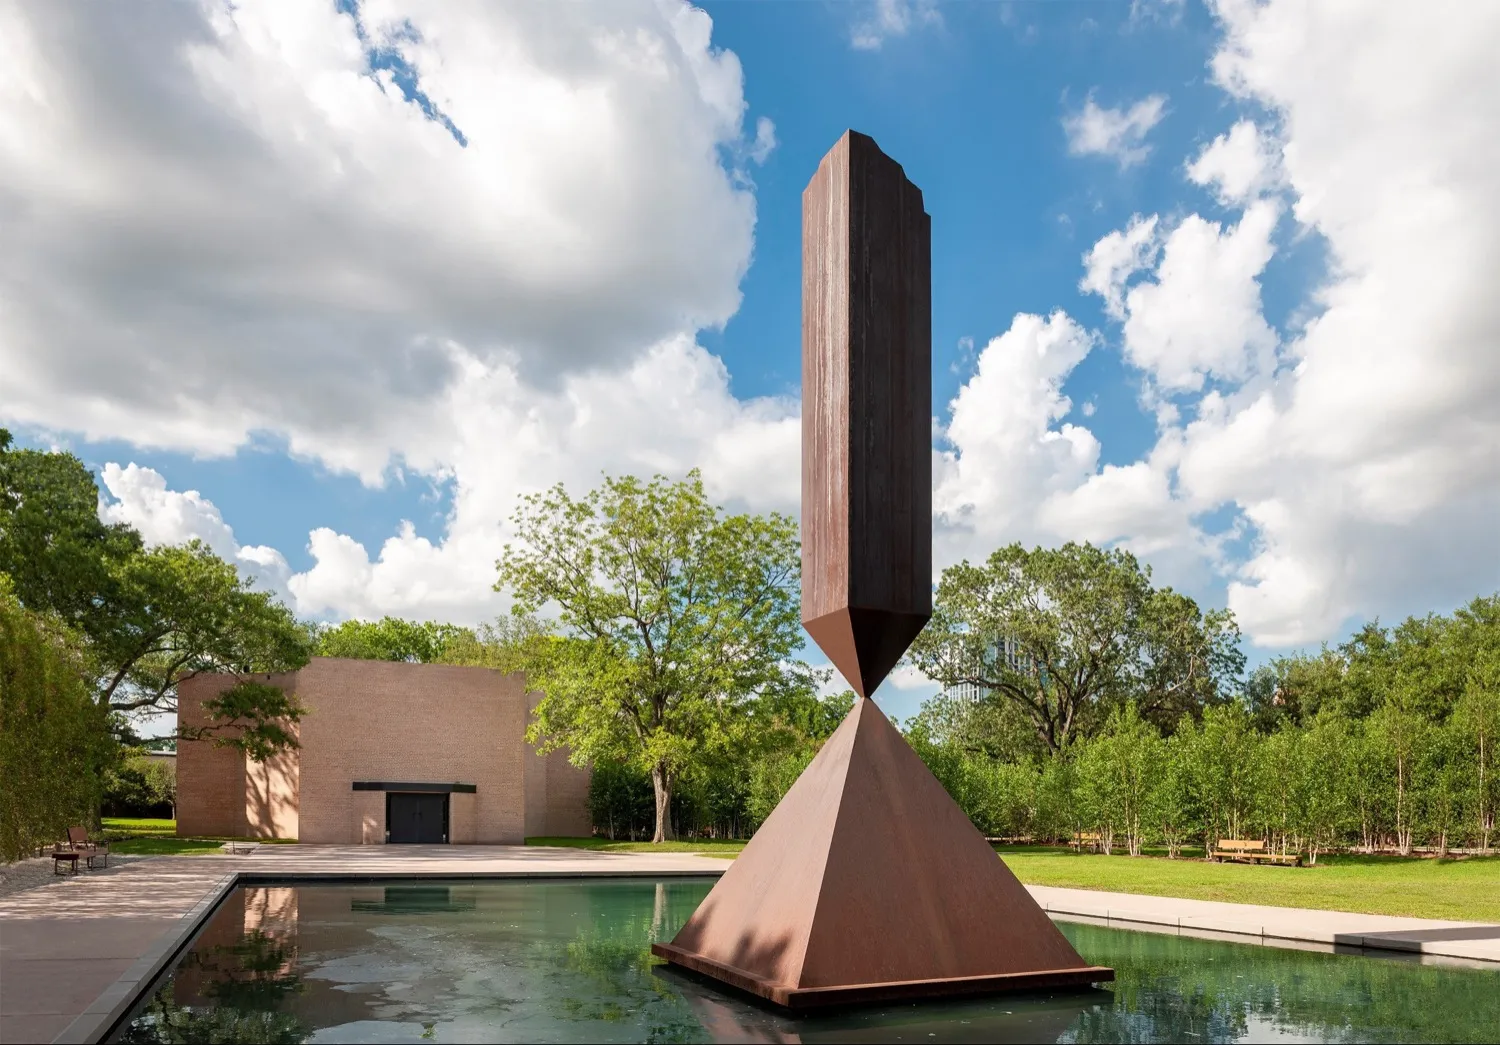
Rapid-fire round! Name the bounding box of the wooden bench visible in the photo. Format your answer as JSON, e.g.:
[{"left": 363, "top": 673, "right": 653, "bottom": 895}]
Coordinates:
[
  {"left": 1071, "top": 832, "right": 1104, "bottom": 853},
  {"left": 1210, "top": 839, "right": 1302, "bottom": 866},
  {"left": 51, "top": 850, "right": 81, "bottom": 875}
]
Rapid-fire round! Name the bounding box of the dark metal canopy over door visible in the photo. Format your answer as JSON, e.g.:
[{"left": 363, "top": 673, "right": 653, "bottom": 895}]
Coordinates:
[{"left": 386, "top": 792, "right": 449, "bottom": 844}]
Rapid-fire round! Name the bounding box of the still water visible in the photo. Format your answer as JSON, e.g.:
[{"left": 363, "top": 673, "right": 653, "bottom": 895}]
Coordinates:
[{"left": 109, "top": 878, "right": 1497, "bottom": 1044}]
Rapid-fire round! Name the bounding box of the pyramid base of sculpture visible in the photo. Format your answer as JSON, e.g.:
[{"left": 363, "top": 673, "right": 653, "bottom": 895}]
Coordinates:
[{"left": 652, "top": 698, "right": 1112, "bottom": 1011}]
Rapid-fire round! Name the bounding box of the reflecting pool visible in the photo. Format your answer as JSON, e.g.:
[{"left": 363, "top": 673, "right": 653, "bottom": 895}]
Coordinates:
[{"left": 108, "top": 878, "right": 1498, "bottom": 1044}]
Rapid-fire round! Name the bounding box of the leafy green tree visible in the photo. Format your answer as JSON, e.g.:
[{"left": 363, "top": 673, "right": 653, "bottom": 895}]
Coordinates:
[
  {"left": 0, "top": 435, "right": 312, "bottom": 754},
  {"left": 497, "top": 471, "right": 812, "bottom": 843},
  {"left": 1297, "top": 716, "right": 1351, "bottom": 864},
  {"left": 1187, "top": 704, "right": 1261, "bottom": 846},
  {"left": 0, "top": 431, "right": 142, "bottom": 643},
  {"left": 1415, "top": 721, "right": 1468, "bottom": 854},
  {"left": 908, "top": 542, "right": 1243, "bottom": 755},
  {"left": 437, "top": 613, "right": 553, "bottom": 673},
  {"left": 746, "top": 747, "right": 815, "bottom": 831},
  {"left": 1151, "top": 730, "right": 1201, "bottom": 858},
  {"left": 315, "top": 616, "right": 475, "bottom": 663},
  {"left": 904, "top": 687, "right": 1044, "bottom": 764},
  {"left": 1268, "top": 648, "right": 1351, "bottom": 724},
  {"left": 1371, "top": 695, "right": 1428, "bottom": 855},
  {"left": 1076, "top": 703, "right": 1162, "bottom": 855},
  {"left": 1450, "top": 595, "right": 1499, "bottom": 852},
  {"left": 1256, "top": 724, "right": 1303, "bottom": 856},
  {"left": 587, "top": 760, "right": 654, "bottom": 841},
  {"left": 0, "top": 579, "right": 116, "bottom": 859}
]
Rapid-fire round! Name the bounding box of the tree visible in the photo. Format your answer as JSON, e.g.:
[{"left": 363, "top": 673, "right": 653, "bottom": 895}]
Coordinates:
[
  {"left": 1187, "top": 704, "right": 1260, "bottom": 846},
  {"left": 437, "top": 613, "right": 553, "bottom": 674},
  {"left": 0, "top": 579, "right": 116, "bottom": 860},
  {"left": 98, "top": 542, "right": 313, "bottom": 756},
  {"left": 0, "top": 431, "right": 143, "bottom": 644},
  {"left": 315, "top": 616, "right": 475, "bottom": 663},
  {"left": 1076, "top": 703, "right": 1162, "bottom": 855},
  {"left": 1151, "top": 731, "right": 1201, "bottom": 858},
  {"left": 1450, "top": 595, "right": 1499, "bottom": 852},
  {"left": 908, "top": 542, "right": 1243, "bottom": 755},
  {"left": 1297, "top": 716, "right": 1351, "bottom": 864},
  {"left": 496, "top": 471, "right": 812, "bottom": 843},
  {"left": 0, "top": 437, "right": 312, "bottom": 754}
]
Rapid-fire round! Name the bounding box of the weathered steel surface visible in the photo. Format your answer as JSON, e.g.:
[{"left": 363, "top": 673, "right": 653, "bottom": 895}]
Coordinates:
[
  {"left": 657, "top": 129, "right": 1111, "bottom": 1010},
  {"left": 652, "top": 698, "right": 1111, "bottom": 1007},
  {"left": 800, "top": 130, "right": 932, "bottom": 698}
]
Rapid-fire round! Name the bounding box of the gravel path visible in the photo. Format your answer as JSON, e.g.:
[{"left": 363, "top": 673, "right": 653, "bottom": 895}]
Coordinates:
[{"left": 0, "top": 853, "right": 155, "bottom": 900}]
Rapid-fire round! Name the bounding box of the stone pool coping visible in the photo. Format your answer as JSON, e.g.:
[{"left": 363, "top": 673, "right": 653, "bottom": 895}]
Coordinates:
[{"left": 2, "top": 845, "right": 1492, "bottom": 1044}]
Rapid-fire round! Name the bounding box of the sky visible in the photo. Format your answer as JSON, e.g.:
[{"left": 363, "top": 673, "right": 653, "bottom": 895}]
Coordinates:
[{"left": 2, "top": 0, "right": 1498, "bottom": 726}]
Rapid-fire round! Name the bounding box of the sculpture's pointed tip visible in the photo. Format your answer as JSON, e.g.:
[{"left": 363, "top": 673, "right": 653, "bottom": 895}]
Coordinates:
[{"left": 804, "top": 607, "right": 930, "bottom": 698}]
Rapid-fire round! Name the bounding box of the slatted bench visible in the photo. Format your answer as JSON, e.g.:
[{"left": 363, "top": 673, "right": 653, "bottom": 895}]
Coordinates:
[
  {"left": 1210, "top": 839, "right": 1302, "bottom": 866},
  {"left": 1071, "top": 831, "right": 1104, "bottom": 853}
]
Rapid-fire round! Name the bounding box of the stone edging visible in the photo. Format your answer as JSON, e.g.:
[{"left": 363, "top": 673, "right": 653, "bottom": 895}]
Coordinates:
[{"left": 52, "top": 870, "right": 240, "bottom": 1045}]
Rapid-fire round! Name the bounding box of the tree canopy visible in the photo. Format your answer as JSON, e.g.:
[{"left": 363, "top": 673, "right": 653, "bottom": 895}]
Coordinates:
[
  {"left": 0, "top": 577, "right": 116, "bottom": 859},
  {"left": 0, "top": 432, "right": 311, "bottom": 756},
  {"left": 907, "top": 542, "right": 1244, "bottom": 754},
  {"left": 315, "top": 616, "right": 474, "bottom": 663},
  {"left": 496, "top": 470, "right": 816, "bottom": 842}
]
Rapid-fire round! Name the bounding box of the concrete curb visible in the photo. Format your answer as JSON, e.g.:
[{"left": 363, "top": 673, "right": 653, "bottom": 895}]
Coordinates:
[
  {"left": 52, "top": 871, "right": 239, "bottom": 1045},
  {"left": 1035, "top": 895, "right": 1500, "bottom": 965}
]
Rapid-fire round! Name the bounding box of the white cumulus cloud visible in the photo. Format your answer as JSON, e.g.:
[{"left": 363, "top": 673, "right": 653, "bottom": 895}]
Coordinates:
[
  {"left": 1063, "top": 93, "right": 1168, "bottom": 169},
  {"left": 850, "top": 0, "right": 942, "bottom": 51},
  {"left": 0, "top": 0, "right": 767, "bottom": 481},
  {"left": 1186, "top": 118, "right": 1281, "bottom": 206}
]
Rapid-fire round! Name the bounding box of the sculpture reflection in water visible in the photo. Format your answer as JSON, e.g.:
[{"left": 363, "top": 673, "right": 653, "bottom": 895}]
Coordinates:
[{"left": 108, "top": 881, "right": 1500, "bottom": 1044}]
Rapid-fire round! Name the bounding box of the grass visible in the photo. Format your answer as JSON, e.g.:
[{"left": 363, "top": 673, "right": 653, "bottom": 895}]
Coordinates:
[
  {"left": 524, "top": 836, "right": 1500, "bottom": 922},
  {"left": 996, "top": 845, "right": 1500, "bottom": 922},
  {"left": 526, "top": 836, "right": 750, "bottom": 856},
  {"left": 100, "top": 818, "right": 296, "bottom": 856}
]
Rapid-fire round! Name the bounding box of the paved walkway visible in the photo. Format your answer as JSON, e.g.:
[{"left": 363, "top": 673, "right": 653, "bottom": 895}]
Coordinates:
[
  {"left": 1031, "top": 885, "right": 1500, "bottom": 964},
  {"left": 1, "top": 846, "right": 1495, "bottom": 1043}
]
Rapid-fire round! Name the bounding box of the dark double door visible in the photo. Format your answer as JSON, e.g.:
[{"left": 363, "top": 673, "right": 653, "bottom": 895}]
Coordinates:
[{"left": 386, "top": 792, "right": 449, "bottom": 844}]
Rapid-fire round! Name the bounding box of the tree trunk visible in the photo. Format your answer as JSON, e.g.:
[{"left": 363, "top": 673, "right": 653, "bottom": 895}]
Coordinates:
[{"left": 651, "top": 763, "right": 676, "bottom": 843}]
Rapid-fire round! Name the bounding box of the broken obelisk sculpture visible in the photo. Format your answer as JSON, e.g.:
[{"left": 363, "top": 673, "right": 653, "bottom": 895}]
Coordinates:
[{"left": 653, "top": 130, "right": 1112, "bottom": 1009}]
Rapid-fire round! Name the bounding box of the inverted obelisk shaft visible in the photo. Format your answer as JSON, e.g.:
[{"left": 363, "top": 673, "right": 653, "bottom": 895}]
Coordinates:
[{"left": 801, "top": 130, "right": 932, "bottom": 697}]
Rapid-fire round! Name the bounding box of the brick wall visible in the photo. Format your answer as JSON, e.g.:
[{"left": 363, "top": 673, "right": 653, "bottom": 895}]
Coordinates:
[
  {"left": 544, "top": 751, "right": 593, "bottom": 837},
  {"left": 176, "top": 673, "right": 250, "bottom": 837},
  {"left": 295, "top": 659, "right": 530, "bottom": 844},
  {"left": 177, "top": 658, "right": 591, "bottom": 843}
]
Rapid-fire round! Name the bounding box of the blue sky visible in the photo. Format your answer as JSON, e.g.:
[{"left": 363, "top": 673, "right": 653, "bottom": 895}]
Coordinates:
[{"left": 4, "top": 0, "right": 1497, "bottom": 725}]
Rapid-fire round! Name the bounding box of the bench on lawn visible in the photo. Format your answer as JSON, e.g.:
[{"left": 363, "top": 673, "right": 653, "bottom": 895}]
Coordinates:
[
  {"left": 1211, "top": 838, "right": 1302, "bottom": 866},
  {"left": 1071, "top": 831, "right": 1104, "bottom": 853}
]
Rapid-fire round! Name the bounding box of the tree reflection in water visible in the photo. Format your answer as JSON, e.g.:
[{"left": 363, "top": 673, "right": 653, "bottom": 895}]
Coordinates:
[
  {"left": 105, "top": 882, "right": 1500, "bottom": 1044},
  {"left": 115, "top": 931, "right": 308, "bottom": 1045}
]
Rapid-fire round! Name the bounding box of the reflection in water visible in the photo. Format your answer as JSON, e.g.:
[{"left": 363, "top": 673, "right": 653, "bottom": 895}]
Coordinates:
[
  {"left": 350, "top": 886, "right": 479, "bottom": 915},
  {"left": 108, "top": 879, "right": 1499, "bottom": 1044}
]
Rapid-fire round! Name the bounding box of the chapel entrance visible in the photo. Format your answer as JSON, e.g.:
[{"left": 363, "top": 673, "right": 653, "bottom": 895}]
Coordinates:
[{"left": 386, "top": 791, "right": 449, "bottom": 844}]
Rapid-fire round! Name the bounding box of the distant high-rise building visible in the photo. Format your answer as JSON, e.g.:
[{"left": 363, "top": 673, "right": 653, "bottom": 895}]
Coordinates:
[{"left": 939, "top": 636, "right": 1035, "bottom": 702}]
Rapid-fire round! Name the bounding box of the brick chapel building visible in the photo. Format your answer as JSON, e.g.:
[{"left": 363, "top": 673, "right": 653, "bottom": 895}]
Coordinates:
[{"left": 176, "top": 658, "right": 591, "bottom": 844}]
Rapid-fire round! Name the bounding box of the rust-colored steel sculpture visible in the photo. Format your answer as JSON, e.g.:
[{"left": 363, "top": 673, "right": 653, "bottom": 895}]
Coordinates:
[
  {"left": 800, "top": 130, "right": 932, "bottom": 698},
  {"left": 654, "top": 130, "right": 1112, "bottom": 1009}
]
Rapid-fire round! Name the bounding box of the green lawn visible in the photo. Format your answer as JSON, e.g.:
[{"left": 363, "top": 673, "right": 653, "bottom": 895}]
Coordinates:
[
  {"left": 524, "top": 837, "right": 1499, "bottom": 922},
  {"left": 99, "top": 818, "right": 295, "bottom": 856},
  {"left": 997, "top": 846, "right": 1500, "bottom": 922},
  {"left": 526, "top": 836, "right": 750, "bottom": 856}
]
